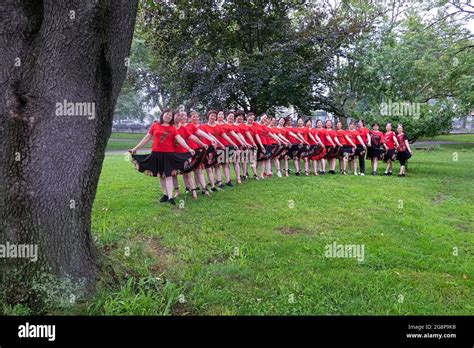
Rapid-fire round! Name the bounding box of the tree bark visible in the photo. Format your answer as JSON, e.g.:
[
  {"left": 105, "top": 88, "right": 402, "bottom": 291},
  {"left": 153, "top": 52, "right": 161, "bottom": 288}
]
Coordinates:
[{"left": 0, "top": 0, "right": 137, "bottom": 305}]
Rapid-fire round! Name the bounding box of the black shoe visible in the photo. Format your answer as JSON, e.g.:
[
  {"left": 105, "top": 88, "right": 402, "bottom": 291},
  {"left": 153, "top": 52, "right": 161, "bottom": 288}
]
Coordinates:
[
  {"left": 211, "top": 187, "right": 218, "bottom": 192},
  {"left": 397, "top": 173, "right": 403, "bottom": 177},
  {"left": 226, "top": 181, "right": 233, "bottom": 187},
  {"left": 218, "top": 184, "right": 225, "bottom": 189},
  {"left": 159, "top": 195, "right": 169, "bottom": 203},
  {"left": 383, "top": 172, "right": 388, "bottom": 176},
  {"left": 372, "top": 171, "right": 377, "bottom": 176},
  {"left": 202, "top": 189, "right": 210, "bottom": 196},
  {"left": 388, "top": 172, "right": 393, "bottom": 176},
  {"left": 295, "top": 171, "right": 301, "bottom": 176},
  {"left": 321, "top": 171, "right": 326, "bottom": 175},
  {"left": 167, "top": 198, "right": 176, "bottom": 205},
  {"left": 185, "top": 187, "right": 190, "bottom": 193},
  {"left": 329, "top": 170, "right": 336, "bottom": 175}
]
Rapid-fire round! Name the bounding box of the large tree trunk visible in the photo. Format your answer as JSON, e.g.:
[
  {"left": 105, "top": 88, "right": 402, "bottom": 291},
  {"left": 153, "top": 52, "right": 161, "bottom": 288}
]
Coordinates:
[{"left": 0, "top": 0, "right": 137, "bottom": 306}]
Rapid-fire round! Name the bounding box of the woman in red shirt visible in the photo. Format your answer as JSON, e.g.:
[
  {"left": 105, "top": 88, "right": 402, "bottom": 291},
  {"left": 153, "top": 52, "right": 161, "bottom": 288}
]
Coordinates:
[
  {"left": 272, "top": 117, "right": 292, "bottom": 177},
  {"left": 383, "top": 122, "right": 399, "bottom": 176},
  {"left": 285, "top": 117, "right": 309, "bottom": 176},
  {"left": 335, "top": 121, "right": 354, "bottom": 175},
  {"left": 324, "top": 119, "right": 340, "bottom": 174},
  {"left": 347, "top": 121, "right": 367, "bottom": 175},
  {"left": 243, "top": 113, "right": 261, "bottom": 180},
  {"left": 215, "top": 111, "right": 240, "bottom": 188},
  {"left": 199, "top": 110, "right": 228, "bottom": 194},
  {"left": 396, "top": 124, "right": 413, "bottom": 177},
  {"left": 299, "top": 118, "right": 317, "bottom": 176},
  {"left": 173, "top": 111, "right": 208, "bottom": 199},
  {"left": 225, "top": 111, "right": 249, "bottom": 185},
  {"left": 188, "top": 110, "right": 223, "bottom": 195},
  {"left": 307, "top": 120, "right": 325, "bottom": 176},
  {"left": 313, "top": 119, "right": 328, "bottom": 174},
  {"left": 267, "top": 117, "right": 288, "bottom": 177},
  {"left": 367, "top": 122, "right": 388, "bottom": 176},
  {"left": 234, "top": 111, "right": 255, "bottom": 181},
  {"left": 129, "top": 109, "right": 196, "bottom": 205},
  {"left": 356, "top": 120, "right": 371, "bottom": 176},
  {"left": 256, "top": 114, "right": 282, "bottom": 179}
]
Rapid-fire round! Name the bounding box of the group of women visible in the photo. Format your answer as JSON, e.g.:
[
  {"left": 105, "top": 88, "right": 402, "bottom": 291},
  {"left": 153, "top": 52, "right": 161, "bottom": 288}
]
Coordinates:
[{"left": 129, "top": 109, "right": 413, "bottom": 205}]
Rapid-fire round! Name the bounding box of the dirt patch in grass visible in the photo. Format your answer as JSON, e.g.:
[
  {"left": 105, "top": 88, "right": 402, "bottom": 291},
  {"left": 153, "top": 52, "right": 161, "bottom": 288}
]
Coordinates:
[
  {"left": 171, "top": 302, "right": 195, "bottom": 316},
  {"left": 144, "top": 236, "right": 173, "bottom": 275},
  {"left": 432, "top": 192, "right": 448, "bottom": 204},
  {"left": 276, "top": 226, "right": 311, "bottom": 235}
]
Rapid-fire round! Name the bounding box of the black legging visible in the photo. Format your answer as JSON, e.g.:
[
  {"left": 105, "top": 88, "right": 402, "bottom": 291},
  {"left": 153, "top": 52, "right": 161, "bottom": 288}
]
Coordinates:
[{"left": 358, "top": 154, "right": 365, "bottom": 174}]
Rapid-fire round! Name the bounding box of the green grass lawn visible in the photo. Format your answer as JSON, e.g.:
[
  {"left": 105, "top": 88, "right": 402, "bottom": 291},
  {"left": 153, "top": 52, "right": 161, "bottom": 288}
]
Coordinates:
[
  {"left": 106, "top": 139, "right": 151, "bottom": 151},
  {"left": 72, "top": 144, "right": 474, "bottom": 315},
  {"left": 110, "top": 132, "right": 147, "bottom": 140},
  {"left": 419, "top": 133, "right": 474, "bottom": 142}
]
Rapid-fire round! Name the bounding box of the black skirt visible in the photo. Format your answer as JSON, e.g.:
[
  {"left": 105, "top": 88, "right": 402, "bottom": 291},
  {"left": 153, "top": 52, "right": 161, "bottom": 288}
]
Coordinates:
[
  {"left": 132, "top": 151, "right": 192, "bottom": 177},
  {"left": 311, "top": 145, "right": 326, "bottom": 160},
  {"left": 350, "top": 145, "right": 366, "bottom": 159},
  {"left": 340, "top": 146, "right": 355, "bottom": 158},
  {"left": 324, "top": 145, "right": 342, "bottom": 159},
  {"left": 202, "top": 145, "right": 219, "bottom": 168},
  {"left": 396, "top": 149, "right": 412, "bottom": 162},
  {"left": 257, "top": 145, "right": 276, "bottom": 161},
  {"left": 286, "top": 144, "right": 303, "bottom": 159},
  {"left": 270, "top": 144, "right": 287, "bottom": 159},
  {"left": 383, "top": 148, "right": 396, "bottom": 162},
  {"left": 366, "top": 146, "right": 386, "bottom": 160},
  {"left": 184, "top": 147, "right": 207, "bottom": 173}
]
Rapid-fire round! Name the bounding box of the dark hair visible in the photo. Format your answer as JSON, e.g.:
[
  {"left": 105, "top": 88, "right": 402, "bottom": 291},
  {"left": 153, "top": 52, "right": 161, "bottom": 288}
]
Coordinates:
[
  {"left": 226, "top": 110, "right": 235, "bottom": 118},
  {"left": 316, "top": 119, "right": 323, "bottom": 126},
  {"left": 160, "top": 108, "right": 174, "bottom": 125},
  {"left": 247, "top": 112, "right": 255, "bottom": 118},
  {"left": 296, "top": 116, "right": 304, "bottom": 124},
  {"left": 283, "top": 117, "right": 292, "bottom": 127},
  {"left": 325, "top": 119, "right": 333, "bottom": 128},
  {"left": 372, "top": 122, "right": 379, "bottom": 127},
  {"left": 349, "top": 121, "right": 355, "bottom": 126},
  {"left": 305, "top": 118, "right": 313, "bottom": 126},
  {"left": 358, "top": 119, "right": 365, "bottom": 126},
  {"left": 336, "top": 121, "right": 343, "bottom": 127},
  {"left": 234, "top": 110, "right": 246, "bottom": 120},
  {"left": 206, "top": 109, "right": 218, "bottom": 119}
]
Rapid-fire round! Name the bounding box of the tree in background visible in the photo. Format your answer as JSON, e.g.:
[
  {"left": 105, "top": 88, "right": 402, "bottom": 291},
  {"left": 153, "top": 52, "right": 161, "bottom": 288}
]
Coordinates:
[{"left": 138, "top": 0, "right": 372, "bottom": 114}]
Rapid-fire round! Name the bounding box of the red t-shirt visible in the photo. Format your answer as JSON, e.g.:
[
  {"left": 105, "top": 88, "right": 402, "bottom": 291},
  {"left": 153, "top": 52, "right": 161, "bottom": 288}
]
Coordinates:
[
  {"left": 305, "top": 128, "right": 316, "bottom": 145},
  {"left": 268, "top": 127, "right": 281, "bottom": 144},
  {"left": 184, "top": 123, "right": 202, "bottom": 150},
  {"left": 369, "top": 130, "right": 385, "bottom": 147},
  {"left": 240, "top": 123, "right": 254, "bottom": 142},
  {"left": 346, "top": 130, "right": 359, "bottom": 146},
  {"left": 335, "top": 129, "right": 348, "bottom": 146},
  {"left": 254, "top": 123, "right": 270, "bottom": 145},
  {"left": 384, "top": 131, "right": 396, "bottom": 149},
  {"left": 397, "top": 133, "right": 408, "bottom": 152},
  {"left": 148, "top": 123, "right": 179, "bottom": 153},
  {"left": 175, "top": 126, "right": 192, "bottom": 153},
  {"left": 200, "top": 124, "right": 223, "bottom": 146},
  {"left": 286, "top": 127, "right": 300, "bottom": 143},
  {"left": 216, "top": 123, "right": 231, "bottom": 146},
  {"left": 319, "top": 128, "right": 332, "bottom": 146},
  {"left": 327, "top": 129, "right": 338, "bottom": 145},
  {"left": 310, "top": 128, "right": 320, "bottom": 144},
  {"left": 357, "top": 127, "right": 370, "bottom": 145}
]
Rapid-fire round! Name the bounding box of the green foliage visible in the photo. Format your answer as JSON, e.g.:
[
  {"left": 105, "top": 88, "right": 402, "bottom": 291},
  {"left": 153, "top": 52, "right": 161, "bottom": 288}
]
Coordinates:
[{"left": 87, "top": 276, "right": 180, "bottom": 315}]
